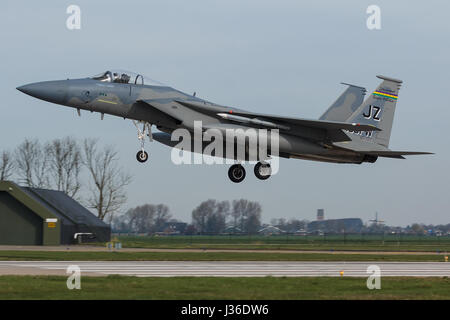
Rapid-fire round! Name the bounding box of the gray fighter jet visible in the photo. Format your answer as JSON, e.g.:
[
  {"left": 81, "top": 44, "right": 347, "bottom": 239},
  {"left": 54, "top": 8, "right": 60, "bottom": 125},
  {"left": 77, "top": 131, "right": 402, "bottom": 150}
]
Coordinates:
[{"left": 17, "top": 70, "right": 432, "bottom": 183}]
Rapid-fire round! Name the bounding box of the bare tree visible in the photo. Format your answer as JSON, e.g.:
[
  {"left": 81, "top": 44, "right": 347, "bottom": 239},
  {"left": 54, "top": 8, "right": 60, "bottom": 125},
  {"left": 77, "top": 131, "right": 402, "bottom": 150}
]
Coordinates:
[
  {"left": 232, "top": 199, "right": 247, "bottom": 231},
  {"left": 111, "top": 213, "right": 132, "bottom": 233},
  {"left": 113, "top": 203, "right": 172, "bottom": 233},
  {"left": 232, "top": 199, "right": 262, "bottom": 234},
  {"left": 205, "top": 208, "right": 227, "bottom": 234},
  {"left": 0, "top": 150, "right": 15, "bottom": 180},
  {"left": 153, "top": 204, "right": 172, "bottom": 232},
  {"left": 45, "top": 137, "right": 82, "bottom": 198},
  {"left": 231, "top": 199, "right": 243, "bottom": 231},
  {"left": 82, "top": 138, "right": 132, "bottom": 221},
  {"left": 125, "top": 204, "right": 155, "bottom": 233},
  {"left": 216, "top": 200, "right": 230, "bottom": 219},
  {"left": 209, "top": 200, "right": 229, "bottom": 234},
  {"left": 192, "top": 200, "right": 229, "bottom": 234},
  {"left": 271, "top": 218, "right": 287, "bottom": 229},
  {"left": 245, "top": 203, "right": 262, "bottom": 234},
  {"left": 192, "top": 199, "right": 216, "bottom": 234},
  {"left": 15, "top": 138, "right": 50, "bottom": 188},
  {"left": 286, "top": 219, "right": 308, "bottom": 232}
]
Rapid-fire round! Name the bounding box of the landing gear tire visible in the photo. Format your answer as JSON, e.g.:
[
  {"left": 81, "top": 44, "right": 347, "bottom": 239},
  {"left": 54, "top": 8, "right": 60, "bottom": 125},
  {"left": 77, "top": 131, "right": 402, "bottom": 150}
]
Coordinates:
[
  {"left": 254, "top": 162, "right": 271, "bottom": 180},
  {"left": 228, "top": 164, "right": 246, "bottom": 183},
  {"left": 136, "top": 150, "right": 149, "bottom": 163},
  {"left": 133, "top": 120, "right": 152, "bottom": 164}
]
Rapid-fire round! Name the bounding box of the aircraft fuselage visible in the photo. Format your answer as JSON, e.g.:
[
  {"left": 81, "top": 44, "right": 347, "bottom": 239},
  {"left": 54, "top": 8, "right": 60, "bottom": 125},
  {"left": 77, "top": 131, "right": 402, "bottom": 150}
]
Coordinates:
[{"left": 17, "top": 77, "right": 366, "bottom": 165}]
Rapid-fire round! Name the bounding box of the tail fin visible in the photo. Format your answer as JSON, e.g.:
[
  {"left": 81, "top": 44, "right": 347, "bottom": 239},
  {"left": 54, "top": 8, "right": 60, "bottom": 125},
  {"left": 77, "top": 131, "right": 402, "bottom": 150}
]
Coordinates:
[
  {"left": 346, "top": 75, "right": 402, "bottom": 147},
  {"left": 320, "top": 83, "right": 366, "bottom": 121}
]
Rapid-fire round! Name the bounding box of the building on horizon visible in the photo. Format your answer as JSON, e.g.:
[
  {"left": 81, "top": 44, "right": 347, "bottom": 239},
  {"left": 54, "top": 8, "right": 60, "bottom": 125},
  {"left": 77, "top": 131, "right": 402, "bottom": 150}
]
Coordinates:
[
  {"left": 308, "top": 218, "right": 363, "bottom": 234},
  {"left": 317, "top": 209, "right": 324, "bottom": 221}
]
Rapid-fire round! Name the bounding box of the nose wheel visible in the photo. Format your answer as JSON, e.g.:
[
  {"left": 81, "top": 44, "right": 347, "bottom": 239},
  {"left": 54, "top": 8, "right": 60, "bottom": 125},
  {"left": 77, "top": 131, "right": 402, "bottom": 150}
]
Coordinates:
[
  {"left": 228, "top": 164, "right": 246, "bottom": 183},
  {"left": 133, "top": 120, "right": 152, "bottom": 163},
  {"left": 136, "top": 150, "right": 149, "bottom": 163}
]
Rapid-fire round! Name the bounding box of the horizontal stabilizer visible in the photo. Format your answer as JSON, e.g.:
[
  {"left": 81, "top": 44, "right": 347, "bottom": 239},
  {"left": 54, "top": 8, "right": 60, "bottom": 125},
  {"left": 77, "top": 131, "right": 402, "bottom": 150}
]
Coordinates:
[{"left": 364, "top": 150, "right": 434, "bottom": 158}]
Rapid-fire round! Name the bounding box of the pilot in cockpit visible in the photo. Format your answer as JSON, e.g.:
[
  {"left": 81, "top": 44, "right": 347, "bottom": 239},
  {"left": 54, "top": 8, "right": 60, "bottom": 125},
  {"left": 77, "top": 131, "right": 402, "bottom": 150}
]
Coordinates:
[
  {"left": 112, "top": 72, "right": 120, "bottom": 82},
  {"left": 120, "top": 73, "right": 130, "bottom": 83},
  {"left": 111, "top": 72, "right": 130, "bottom": 83},
  {"left": 102, "top": 72, "right": 112, "bottom": 82}
]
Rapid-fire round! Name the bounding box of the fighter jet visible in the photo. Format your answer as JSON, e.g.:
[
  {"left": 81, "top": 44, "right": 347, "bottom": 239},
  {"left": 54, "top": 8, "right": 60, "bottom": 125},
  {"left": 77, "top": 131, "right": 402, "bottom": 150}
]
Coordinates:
[{"left": 17, "top": 70, "right": 432, "bottom": 183}]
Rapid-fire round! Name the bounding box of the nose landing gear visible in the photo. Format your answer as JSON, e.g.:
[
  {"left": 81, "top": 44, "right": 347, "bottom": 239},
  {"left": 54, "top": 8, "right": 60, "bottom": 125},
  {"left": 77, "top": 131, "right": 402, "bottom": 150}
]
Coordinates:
[
  {"left": 136, "top": 150, "right": 149, "bottom": 163},
  {"left": 133, "top": 120, "right": 152, "bottom": 163}
]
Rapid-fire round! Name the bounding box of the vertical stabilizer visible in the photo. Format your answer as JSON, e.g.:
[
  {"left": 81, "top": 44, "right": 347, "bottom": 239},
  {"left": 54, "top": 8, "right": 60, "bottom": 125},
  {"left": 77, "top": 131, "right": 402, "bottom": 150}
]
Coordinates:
[
  {"left": 346, "top": 75, "right": 402, "bottom": 147},
  {"left": 320, "top": 83, "right": 366, "bottom": 122}
]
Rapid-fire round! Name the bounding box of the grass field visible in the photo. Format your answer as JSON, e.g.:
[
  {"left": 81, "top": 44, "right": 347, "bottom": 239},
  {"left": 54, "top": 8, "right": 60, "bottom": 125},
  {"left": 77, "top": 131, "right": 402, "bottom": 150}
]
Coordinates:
[
  {"left": 0, "top": 275, "right": 448, "bottom": 300},
  {"left": 110, "top": 235, "right": 450, "bottom": 252},
  {"left": 0, "top": 250, "right": 447, "bottom": 262}
]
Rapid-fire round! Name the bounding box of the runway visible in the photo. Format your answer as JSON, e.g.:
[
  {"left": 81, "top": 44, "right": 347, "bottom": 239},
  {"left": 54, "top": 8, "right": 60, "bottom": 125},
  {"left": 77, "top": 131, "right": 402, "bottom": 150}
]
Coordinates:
[{"left": 0, "top": 261, "right": 448, "bottom": 277}]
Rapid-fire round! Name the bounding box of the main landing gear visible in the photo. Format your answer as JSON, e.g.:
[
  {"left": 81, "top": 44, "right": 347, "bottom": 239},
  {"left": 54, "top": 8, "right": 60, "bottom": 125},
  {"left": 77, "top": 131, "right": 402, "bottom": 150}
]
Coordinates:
[
  {"left": 254, "top": 162, "right": 271, "bottom": 180},
  {"left": 228, "top": 162, "right": 272, "bottom": 183},
  {"left": 133, "top": 120, "right": 152, "bottom": 163},
  {"left": 228, "top": 164, "right": 246, "bottom": 183}
]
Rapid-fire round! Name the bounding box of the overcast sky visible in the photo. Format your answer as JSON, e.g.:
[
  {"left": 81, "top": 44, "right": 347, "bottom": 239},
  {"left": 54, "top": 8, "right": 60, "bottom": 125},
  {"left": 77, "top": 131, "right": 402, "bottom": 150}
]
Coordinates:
[{"left": 1, "top": 1, "right": 449, "bottom": 226}]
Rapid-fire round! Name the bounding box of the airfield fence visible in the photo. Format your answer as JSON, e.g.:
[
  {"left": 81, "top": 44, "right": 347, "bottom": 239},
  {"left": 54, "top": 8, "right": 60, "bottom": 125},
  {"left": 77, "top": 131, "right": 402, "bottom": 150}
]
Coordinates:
[{"left": 114, "top": 233, "right": 450, "bottom": 247}]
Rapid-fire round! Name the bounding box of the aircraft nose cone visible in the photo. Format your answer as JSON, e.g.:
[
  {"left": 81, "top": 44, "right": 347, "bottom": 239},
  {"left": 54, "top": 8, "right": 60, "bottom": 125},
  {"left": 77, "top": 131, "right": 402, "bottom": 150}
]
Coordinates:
[
  {"left": 16, "top": 81, "right": 68, "bottom": 104},
  {"left": 16, "top": 85, "right": 29, "bottom": 93}
]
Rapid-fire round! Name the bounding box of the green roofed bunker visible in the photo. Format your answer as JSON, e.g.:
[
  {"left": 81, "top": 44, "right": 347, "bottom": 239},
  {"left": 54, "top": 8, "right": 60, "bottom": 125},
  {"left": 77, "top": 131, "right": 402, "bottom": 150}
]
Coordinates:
[{"left": 0, "top": 181, "right": 110, "bottom": 245}]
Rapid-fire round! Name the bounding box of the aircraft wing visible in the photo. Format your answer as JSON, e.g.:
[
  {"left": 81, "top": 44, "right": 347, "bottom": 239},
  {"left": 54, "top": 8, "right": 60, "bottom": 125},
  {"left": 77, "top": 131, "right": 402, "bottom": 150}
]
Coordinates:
[
  {"left": 139, "top": 99, "right": 184, "bottom": 123},
  {"left": 175, "top": 100, "right": 380, "bottom": 138}
]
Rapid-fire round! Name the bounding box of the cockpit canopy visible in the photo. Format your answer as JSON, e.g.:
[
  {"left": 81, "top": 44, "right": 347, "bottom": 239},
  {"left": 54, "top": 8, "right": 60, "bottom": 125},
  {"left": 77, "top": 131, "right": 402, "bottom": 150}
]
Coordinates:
[{"left": 91, "top": 69, "right": 165, "bottom": 86}]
